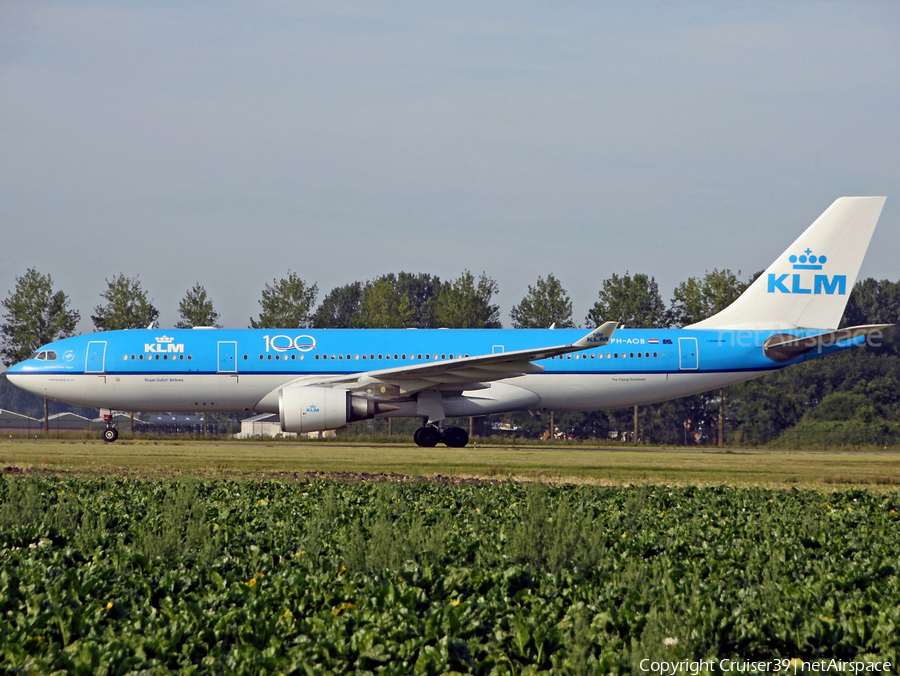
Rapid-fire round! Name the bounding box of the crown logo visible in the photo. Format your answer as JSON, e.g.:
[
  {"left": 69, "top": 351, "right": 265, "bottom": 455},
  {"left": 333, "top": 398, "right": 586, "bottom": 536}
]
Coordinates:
[
  {"left": 155, "top": 335, "right": 175, "bottom": 343},
  {"left": 789, "top": 248, "right": 826, "bottom": 270}
]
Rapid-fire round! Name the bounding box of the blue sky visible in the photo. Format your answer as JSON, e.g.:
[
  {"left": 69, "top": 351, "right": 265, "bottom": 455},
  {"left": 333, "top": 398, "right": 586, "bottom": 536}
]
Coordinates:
[{"left": 2, "top": 1, "right": 898, "bottom": 335}]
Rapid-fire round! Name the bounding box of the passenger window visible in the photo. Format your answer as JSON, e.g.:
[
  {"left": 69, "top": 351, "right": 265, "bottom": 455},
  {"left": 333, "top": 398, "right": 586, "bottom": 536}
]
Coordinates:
[
  {"left": 637, "top": 353, "right": 642, "bottom": 358},
  {"left": 654, "top": 352, "right": 658, "bottom": 357}
]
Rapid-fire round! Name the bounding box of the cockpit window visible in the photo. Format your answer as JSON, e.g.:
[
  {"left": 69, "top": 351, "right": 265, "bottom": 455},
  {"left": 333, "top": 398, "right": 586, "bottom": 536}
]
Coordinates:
[
  {"left": 45, "top": 351, "right": 57, "bottom": 361},
  {"left": 29, "top": 350, "right": 58, "bottom": 361}
]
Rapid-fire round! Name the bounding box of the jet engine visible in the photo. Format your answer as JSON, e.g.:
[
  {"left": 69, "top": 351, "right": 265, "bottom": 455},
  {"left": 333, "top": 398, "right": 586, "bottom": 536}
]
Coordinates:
[{"left": 279, "top": 386, "right": 382, "bottom": 433}]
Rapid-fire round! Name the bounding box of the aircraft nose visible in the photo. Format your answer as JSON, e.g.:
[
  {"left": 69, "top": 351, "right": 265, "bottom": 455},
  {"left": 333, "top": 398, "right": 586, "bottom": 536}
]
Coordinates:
[{"left": 6, "top": 363, "right": 29, "bottom": 390}]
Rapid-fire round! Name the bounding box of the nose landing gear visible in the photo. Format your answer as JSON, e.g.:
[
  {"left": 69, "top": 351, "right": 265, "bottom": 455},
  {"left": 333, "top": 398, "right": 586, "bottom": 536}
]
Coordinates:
[{"left": 100, "top": 408, "right": 118, "bottom": 443}]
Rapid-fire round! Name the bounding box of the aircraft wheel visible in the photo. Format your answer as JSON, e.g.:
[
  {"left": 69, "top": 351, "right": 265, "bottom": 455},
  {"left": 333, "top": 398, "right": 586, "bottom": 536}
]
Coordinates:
[
  {"left": 415, "top": 426, "right": 440, "bottom": 447},
  {"left": 442, "top": 426, "right": 469, "bottom": 448},
  {"left": 102, "top": 428, "right": 119, "bottom": 443}
]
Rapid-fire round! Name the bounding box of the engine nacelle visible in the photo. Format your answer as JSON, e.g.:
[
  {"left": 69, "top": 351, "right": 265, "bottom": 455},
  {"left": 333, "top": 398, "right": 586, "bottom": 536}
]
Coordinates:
[{"left": 279, "top": 386, "right": 377, "bottom": 433}]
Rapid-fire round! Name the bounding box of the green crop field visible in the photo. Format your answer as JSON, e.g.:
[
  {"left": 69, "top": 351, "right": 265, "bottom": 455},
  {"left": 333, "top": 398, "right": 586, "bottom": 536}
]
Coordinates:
[
  {"left": 2, "top": 476, "right": 899, "bottom": 673},
  {"left": 2, "top": 443, "right": 900, "bottom": 673}
]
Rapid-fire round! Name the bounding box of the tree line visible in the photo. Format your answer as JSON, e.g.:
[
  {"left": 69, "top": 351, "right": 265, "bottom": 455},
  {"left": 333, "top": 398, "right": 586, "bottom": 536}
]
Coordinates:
[
  {"left": 2, "top": 268, "right": 898, "bottom": 446},
  {"left": 0, "top": 267, "right": 760, "bottom": 363}
]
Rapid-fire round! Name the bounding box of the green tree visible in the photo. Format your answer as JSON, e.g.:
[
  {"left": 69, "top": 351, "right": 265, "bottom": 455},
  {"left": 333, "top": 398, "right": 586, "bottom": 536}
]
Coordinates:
[
  {"left": 668, "top": 269, "right": 748, "bottom": 446},
  {"left": 586, "top": 272, "right": 668, "bottom": 328},
  {"left": 351, "top": 273, "right": 442, "bottom": 329},
  {"left": 1, "top": 268, "right": 80, "bottom": 367},
  {"left": 842, "top": 278, "right": 900, "bottom": 328},
  {"left": 357, "top": 278, "right": 415, "bottom": 328},
  {"left": 394, "top": 272, "right": 441, "bottom": 329},
  {"left": 584, "top": 273, "right": 667, "bottom": 444},
  {"left": 250, "top": 272, "right": 318, "bottom": 329},
  {"left": 92, "top": 274, "right": 159, "bottom": 332},
  {"left": 510, "top": 274, "right": 576, "bottom": 328},
  {"left": 312, "top": 282, "right": 363, "bottom": 328},
  {"left": 434, "top": 271, "right": 501, "bottom": 328},
  {"left": 175, "top": 283, "right": 221, "bottom": 329},
  {"left": 669, "top": 268, "right": 747, "bottom": 327}
]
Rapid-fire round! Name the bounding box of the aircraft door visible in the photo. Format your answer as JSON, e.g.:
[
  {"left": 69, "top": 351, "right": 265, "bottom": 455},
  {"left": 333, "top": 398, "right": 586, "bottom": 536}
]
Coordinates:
[
  {"left": 218, "top": 341, "right": 238, "bottom": 373},
  {"left": 86, "top": 341, "right": 107, "bottom": 373},
  {"left": 678, "top": 337, "right": 698, "bottom": 370}
]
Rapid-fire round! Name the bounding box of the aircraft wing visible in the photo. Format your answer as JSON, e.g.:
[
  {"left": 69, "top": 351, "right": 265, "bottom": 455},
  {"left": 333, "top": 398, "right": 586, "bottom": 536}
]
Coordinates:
[
  {"left": 259, "top": 322, "right": 617, "bottom": 404},
  {"left": 342, "top": 321, "right": 618, "bottom": 390}
]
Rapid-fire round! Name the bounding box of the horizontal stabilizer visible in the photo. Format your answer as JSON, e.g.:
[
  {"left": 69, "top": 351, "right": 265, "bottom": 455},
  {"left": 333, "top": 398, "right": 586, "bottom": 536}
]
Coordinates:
[{"left": 763, "top": 324, "right": 892, "bottom": 362}]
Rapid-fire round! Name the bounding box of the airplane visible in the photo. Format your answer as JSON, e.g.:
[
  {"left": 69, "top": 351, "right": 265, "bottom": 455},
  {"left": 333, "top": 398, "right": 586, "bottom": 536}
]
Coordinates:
[{"left": 6, "top": 196, "right": 889, "bottom": 447}]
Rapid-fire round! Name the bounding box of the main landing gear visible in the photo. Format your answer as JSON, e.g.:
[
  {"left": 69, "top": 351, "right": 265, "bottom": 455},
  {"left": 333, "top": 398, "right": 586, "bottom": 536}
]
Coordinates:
[
  {"left": 100, "top": 408, "right": 118, "bottom": 443},
  {"left": 413, "top": 425, "right": 469, "bottom": 448}
]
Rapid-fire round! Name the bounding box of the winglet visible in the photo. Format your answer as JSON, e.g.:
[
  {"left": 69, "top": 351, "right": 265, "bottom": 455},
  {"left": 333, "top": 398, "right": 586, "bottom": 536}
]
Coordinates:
[{"left": 575, "top": 321, "right": 618, "bottom": 348}]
